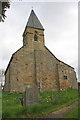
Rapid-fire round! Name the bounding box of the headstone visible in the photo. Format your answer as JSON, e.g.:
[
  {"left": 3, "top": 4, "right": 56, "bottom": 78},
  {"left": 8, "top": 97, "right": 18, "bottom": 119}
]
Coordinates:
[{"left": 23, "top": 84, "right": 39, "bottom": 106}]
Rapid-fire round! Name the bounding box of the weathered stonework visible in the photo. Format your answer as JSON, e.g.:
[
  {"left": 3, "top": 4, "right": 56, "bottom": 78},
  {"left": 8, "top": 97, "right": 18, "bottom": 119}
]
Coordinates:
[{"left": 4, "top": 10, "right": 78, "bottom": 92}]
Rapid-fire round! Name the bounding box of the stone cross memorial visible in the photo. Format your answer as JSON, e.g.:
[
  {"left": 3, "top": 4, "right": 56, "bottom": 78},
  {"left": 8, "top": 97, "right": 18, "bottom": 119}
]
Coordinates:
[{"left": 23, "top": 84, "right": 39, "bottom": 106}]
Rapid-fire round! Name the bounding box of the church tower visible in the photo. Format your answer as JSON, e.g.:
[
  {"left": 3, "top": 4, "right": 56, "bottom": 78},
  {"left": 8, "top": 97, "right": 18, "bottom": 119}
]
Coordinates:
[{"left": 23, "top": 10, "right": 45, "bottom": 51}]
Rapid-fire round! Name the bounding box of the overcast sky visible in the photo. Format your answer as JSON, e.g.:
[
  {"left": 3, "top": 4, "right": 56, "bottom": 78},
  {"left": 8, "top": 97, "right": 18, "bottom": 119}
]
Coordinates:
[{"left": 0, "top": 2, "right": 78, "bottom": 80}]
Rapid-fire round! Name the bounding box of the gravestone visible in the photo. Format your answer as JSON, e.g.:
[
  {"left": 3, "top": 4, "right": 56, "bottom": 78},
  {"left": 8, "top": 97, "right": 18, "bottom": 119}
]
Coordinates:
[{"left": 23, "top": 84, "right": 39, "bottom": 106}]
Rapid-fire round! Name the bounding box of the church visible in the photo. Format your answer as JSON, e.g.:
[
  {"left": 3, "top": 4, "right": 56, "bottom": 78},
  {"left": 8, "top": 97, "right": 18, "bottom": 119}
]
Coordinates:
[{"left": 4, "top": 10, "right": 78, "bottom": 92}]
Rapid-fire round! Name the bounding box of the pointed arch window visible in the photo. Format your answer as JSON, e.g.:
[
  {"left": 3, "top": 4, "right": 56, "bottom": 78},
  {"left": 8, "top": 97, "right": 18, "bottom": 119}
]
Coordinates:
[{"left": 34, "top": 34, "right": 38, "bottom": 41}]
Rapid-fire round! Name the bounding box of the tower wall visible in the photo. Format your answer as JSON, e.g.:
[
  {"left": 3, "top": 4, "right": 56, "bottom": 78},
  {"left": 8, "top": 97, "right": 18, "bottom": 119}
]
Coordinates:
[{"left": 23, "top": 27, "right": 44, "bottom": 49}]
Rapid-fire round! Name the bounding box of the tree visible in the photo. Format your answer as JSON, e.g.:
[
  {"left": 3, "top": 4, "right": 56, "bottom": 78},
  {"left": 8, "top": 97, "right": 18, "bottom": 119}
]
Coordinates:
[
  {"left": 0, "top": 69, "right": 5, "bottom": 89},
  {"left": 0, "top": 0, "right": 10, "bottom": 22}
]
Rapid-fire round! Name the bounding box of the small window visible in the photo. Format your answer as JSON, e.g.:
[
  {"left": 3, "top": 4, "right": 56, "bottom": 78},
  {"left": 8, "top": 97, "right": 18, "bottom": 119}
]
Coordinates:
[
  {"left": 34, "top": 34, "right": 38, "bottom": 41},
  {"left": 64, "top": 76, "right": 68, "bottom": 80},
  {"left": 35, "top": 31, "right": 38, "bottom": 34}
]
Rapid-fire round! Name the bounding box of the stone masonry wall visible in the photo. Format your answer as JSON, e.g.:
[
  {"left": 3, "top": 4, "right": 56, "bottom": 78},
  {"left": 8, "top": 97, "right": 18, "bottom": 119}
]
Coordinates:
[
  {"left": 9, "top": 48, "right": 36, "bottom": 92},
  {"left": 34, "top": 49, "right": 59, "bottom": 91},
  {"left": 58, "top": 62, "right": 78, "bottom": 90}
]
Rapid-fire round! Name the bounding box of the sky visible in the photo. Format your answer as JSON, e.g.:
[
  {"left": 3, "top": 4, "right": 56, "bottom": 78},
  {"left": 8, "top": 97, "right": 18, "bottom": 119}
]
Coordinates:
[{"left": 0, "top": 2, "right": 78, "bottom": 80}]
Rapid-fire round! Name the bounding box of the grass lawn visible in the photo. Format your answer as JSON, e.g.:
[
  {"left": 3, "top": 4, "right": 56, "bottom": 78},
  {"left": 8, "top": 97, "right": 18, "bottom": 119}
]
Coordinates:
[{"left": 2, "top": 89, "right": 78, "bottom": 118}]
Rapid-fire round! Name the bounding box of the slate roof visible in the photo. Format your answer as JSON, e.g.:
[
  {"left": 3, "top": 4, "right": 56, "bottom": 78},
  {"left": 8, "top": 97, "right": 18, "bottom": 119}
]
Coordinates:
[{"left": 26, "top": 9, "right": 44, "bottom": 30}]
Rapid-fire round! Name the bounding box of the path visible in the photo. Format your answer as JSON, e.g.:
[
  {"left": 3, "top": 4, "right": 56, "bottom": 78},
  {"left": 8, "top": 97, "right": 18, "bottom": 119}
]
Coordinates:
[{"left": 41, "top": 101, "right": 78, "bottom": 118}]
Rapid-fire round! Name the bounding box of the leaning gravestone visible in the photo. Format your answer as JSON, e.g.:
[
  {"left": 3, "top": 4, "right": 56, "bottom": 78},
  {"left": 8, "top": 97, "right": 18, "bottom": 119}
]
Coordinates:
[{"left": 23, "top": 84, "right": 39, "bottom": 106}]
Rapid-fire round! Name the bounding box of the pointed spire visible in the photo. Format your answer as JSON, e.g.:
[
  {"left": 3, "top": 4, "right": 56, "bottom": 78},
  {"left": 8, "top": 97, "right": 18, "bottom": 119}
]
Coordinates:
[{"left": 26, "top": 9, "right": 44, "bottom": 30}]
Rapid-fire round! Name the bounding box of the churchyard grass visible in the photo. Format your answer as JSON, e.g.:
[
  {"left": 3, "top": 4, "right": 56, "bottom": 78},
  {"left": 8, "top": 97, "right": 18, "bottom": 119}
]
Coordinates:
[
  {"left": 64, "top": 101, "right": 80, "bottom": 119},
  {"left": 64, "top": 104, "right": 78, "bottom": 118},
  {"left": 0, "top": 91, "right": 2, "bottom": 119},
  {"left": 2, "top": 89, "right": 78, "bottom": 118},
  {"left": 63, "top": 90, "right": 80, "bottom": 119}
]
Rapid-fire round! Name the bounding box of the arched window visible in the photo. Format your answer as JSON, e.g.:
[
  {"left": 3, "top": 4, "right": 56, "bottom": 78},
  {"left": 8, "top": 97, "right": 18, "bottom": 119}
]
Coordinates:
[{"left": 34, "top": 34, "right": 38, "bottom": 41}]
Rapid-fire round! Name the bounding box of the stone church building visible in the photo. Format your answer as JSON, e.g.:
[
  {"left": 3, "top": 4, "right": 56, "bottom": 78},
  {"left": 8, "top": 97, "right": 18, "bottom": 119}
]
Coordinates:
[{"left": 4, "top": 10, "right": 78, "bottom": 92}]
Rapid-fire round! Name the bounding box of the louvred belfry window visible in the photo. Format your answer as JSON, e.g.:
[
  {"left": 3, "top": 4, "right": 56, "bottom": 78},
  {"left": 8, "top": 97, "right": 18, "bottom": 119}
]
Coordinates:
[{"left": 34, "top": 34, "right": 38, "bottom": 41}]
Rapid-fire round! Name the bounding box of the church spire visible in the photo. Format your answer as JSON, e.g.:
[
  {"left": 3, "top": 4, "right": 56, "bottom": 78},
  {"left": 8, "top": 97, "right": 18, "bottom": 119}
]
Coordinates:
[
  {"left": 23, "top": 10, "right": 45, "bottom": 46},
  {"left": 26, "top": 9, "right": 44, "bottom": 30}
]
